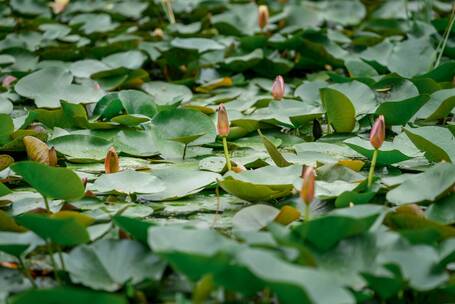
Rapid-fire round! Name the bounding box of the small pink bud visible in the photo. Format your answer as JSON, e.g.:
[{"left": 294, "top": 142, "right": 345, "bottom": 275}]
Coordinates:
[
  {"left": 51, "top": 0, "right": 69, "bottom": 14},
  {"left": 2, "top": 76, "right": 17, "bottom": 88},
  {"left": 300, "top": 167, "right": 316, "bottom": 205},
  {"left": 271, "top": 75, "right": 285, "bottom": 100},
  {"left": 370, "top": 115, "right": 385, "bottom": 149},
  {"left": 81, "top": 177, "right": 88, "bottom": 188},
  {"left": 217, "top": 104, "right": 230, "bottom": 137},
  {"left": 104, "top": 147, "right": 120, "bottom": 174},
  {"left": 48, "top": 147, "right": 58, "bottom": 167},
  {"left": 258, "top": 5, "right": 269, "bottom": 31}
]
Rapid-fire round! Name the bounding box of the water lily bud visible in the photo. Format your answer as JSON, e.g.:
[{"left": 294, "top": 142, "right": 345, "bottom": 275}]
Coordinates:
[
  {"left": 81, "top": 177, "right": 88, "bottom": 188},
  {"left": 258, "top": 5, "right": 269, "bottom": 31},
  {"left": 370, "top": 115, "right": 385, "bottom": 149},
  {"left": 300, "top": 166, "right": 316, "bottom": 205},
  {"left": 48, "top": 147, "right": 58, "bottom": 167},
  {"left": 271, "top": 75, "right": 285, "bottom": 100},
  {"left": 2, "top": 75, "right": 16, "bottom": 88},
  {"left": 104, "top": 147, "right": 120, "bottom": 174},
  {"left": 217, "top": 104, "right": 230, "bottom": 137},
  {"left": 50, "top": 0, "right": 69, "bottom": 14}
]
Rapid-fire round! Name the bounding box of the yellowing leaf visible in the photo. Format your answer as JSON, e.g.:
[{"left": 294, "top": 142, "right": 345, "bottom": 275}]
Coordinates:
[
  {"left": 274, "top": 205, "right": 301, "bottom": 225},
  {"left": 0, "top": 155, "right": 14, "bottom": 171},
  {"left": 51, "top": 211, "right": 95, "bottom": 227},
  {"left": 337, "top": 159, "right": 365, "bottom": 171},
  {"left": 23, "top": 136, "right": 55, "bottom": 166},
  {"left": 0, "top": 210, "right": 26, "bottom": 232},
  {"left": 195, "top": 77, "right": 233, "bottom": 93}
]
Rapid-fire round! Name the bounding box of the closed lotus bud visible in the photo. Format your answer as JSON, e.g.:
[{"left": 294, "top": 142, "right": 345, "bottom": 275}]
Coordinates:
[
  {"left": 370, "top": 115, "right": 385, "bottom": 150},
  {"left": 2, "top": 75, "right": 17, "bottom": 88},
  {"left": 48, "top": 147, "right": 58, "bottom": 167},
  {"left": 217, "top": 104, "right": 230, "bottom": 137},
  {"left": 300, "top": 167, "right": 316, "bottom": 205},
  {"left": 51, "top": 0, "right": 69, "bottom": 14},
  {"left": 258, "top": 5, "right": 269, "bottom": 31},
  {"left": 81, "top": 177, "right": 88, "bottom": 188},
  {"left": 104, "top": 147, "right": 120, "bottom": 174},
  {"left": 271, "top": 75, "right": 285, "bottom": 100}
]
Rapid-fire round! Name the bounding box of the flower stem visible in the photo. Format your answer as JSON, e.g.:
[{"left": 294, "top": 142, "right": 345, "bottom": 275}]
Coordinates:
[
  {"left": 304, "top": 203, "right": 311, "bottom": 221},
  {"left": 434, "top": 3, "right": 455, "bottom": 67},
  {"left": 18, "top": 256, "right": 36, "bottom": 288},
  {"left": 57, "top": 245, "right": 66, "bottom": 271},
  {"left": 46, "top": 241, "right": 61, "bottom": 285},
  {"left": 161, "top": 0, "right": 175, "bottom": 24},
  {"left": 42, "top": 195, "right": 50, "bottom": 212},
  {"left": 368, "top": 149, "right": 379, "bottom": 188},
  {"left": 182, "top": 144, "right": 188, "bottom": 160},
  {"left": 222, "top": 137, "right": 232, "bottom": 171}
]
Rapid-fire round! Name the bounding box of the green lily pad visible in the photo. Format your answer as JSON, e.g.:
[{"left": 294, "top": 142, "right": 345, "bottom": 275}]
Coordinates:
[
  {"left": 291, "top": 204, "right": 384, "bottom": 251},
  {"left": 66, "top": 239, "right": 165, "bottom": 291},
  {"left": 15, "top": 213, "right": 90, "bottom": 246},
  {"left": 91, "top": 170, "right": 165, "bottom": 195},
  {"left": 11, "top": 161, "right": 85, "bottom": 201},
  {"left": 15, "top": 67, "right": 104, "bottom": 108},
  {"left": 142, "top": 81, "right": 192, "bottom": 106},
  {"left": 49, "top": 134, "right": 112, "bottom": 163},
  {"left": 344, "top": 137, "right": 413, "bottom": 165},
  {"left": 404, "top": 126, "right": 455, "bottom": 162},
  {"left": 386, "top": 162, "right": 455, "bottom": 205},
  {"left": 9, "top": 287, "right": 128, "bottom": 304},
  {"left": 220, "top": 165, "right": 300, "bottom": 201},
  {"left": 152, "top": 108, "right": 215, "bottom": 145}
]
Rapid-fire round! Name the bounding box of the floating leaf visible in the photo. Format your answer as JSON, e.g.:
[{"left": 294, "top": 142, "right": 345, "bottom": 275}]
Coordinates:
[
  {"left": 386, "top": 162, "right": 455, "bottom": 205},
  {"left": 66, "top": 239, "right": 165, "bottom": 291},
  {"left": 11, "top": 161, "right": 85, "bottom": 201}
]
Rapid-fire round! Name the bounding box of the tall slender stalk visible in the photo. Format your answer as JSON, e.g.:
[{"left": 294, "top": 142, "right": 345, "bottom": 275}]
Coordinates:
[
  {"left": 368, "top": 149, "right": 379, "bottom": 188},
  {"left": 222, "top": 137, "right": 231, "bottom": 171},
  {"left": 434, "top": 4, "right": 455, "bottom": 68},
  {"left": 18, "top": 256, "right": 36, "bottom": 288},
  {"left": 182, "top": 144, "right": 188, "bottom": 160},
  {"left": 161, "top": 0, "right": 175, "bottom": 24},
  {"left": 46, "top": 241, "right": 61, "bottom": 285},
  {"left": 304, "top": 204, "right": 311, "bottom": 221},
  {"left": 42, "top": 195, "right": 50, "bottom": 212},
  {"left": 57, "top": 245, "right": 66, "bottom": 271}
]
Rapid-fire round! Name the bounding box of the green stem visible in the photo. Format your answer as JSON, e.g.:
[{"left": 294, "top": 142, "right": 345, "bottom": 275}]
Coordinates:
[
  {"left": 368, "top": 149, "right": 379, "bottom": 188},
  {"left": 222, "top": 137, "right": 232, "bottom": 171},
  {"left": 161, "top": 0, "right": 175, "bottom": 24},
  {"left": 304, "top": 203, "right": 311, "bottom": 221},
  {"left": 434, "top": 3, "right": 455, "bottom": 67},
  {"left": 182, "top": 144, "right": 188, "bottom": 160},
  {"left": 42, "top": 195, "right": 50, "bottom": 212},
  {"left": 57, "top": 245, "right": 66, "bottom": 271},
  {"left": 18, "top": 256, "right": 36, "bottom": 288},
  {"left": 46, "top": 241, "right": 61, "bottom": 285}
]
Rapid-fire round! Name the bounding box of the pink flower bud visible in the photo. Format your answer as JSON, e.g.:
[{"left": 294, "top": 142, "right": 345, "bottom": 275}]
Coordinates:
[
  {"left": 2, "top": 76, "right": 17, "bottom": 88},
  {"left": 217, "top": 104, "right": 230, "bottom": 137},
  {"left": 370, "top": 115, "right": 385, "bottom": 150},
  {"left": 271, "top": 75, "right": 285, "bottom": 100},
  {"left": 300, "top": 166, "right": 316, "bottom": 205},
  {"left": 51, "top": 0, "right": 69, "bottom": 14},
  {"left": 48, "top": 147, "right": 58, "bottom": 167},
  {"left": 258, "top": 5, "right": 269, "bottom": 31},
  {"left": 104, "top": 147, "right": 120, "bottom": 174}
]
